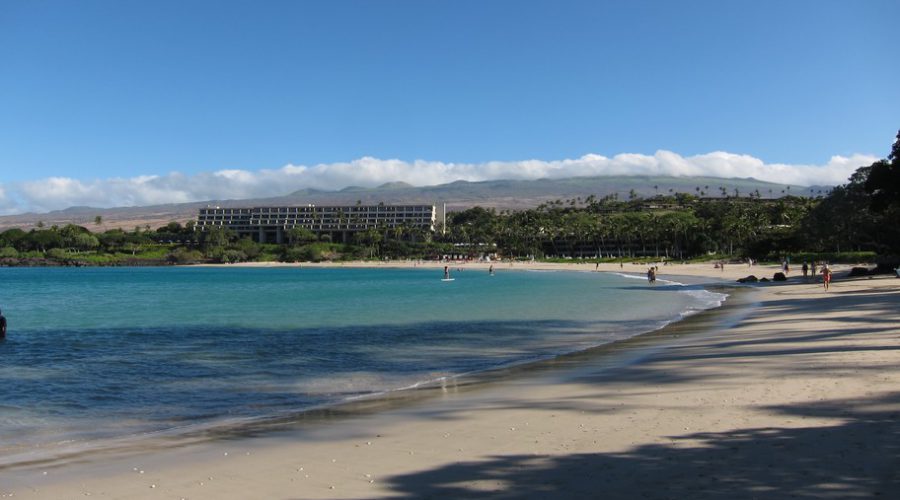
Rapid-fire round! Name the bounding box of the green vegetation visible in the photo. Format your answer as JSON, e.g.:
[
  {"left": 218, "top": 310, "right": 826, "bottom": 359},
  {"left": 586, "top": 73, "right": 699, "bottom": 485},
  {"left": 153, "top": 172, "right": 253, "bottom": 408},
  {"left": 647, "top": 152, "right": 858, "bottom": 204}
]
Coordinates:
[{"left": 2, "top": 132, "right": 898, "bottom": 268}]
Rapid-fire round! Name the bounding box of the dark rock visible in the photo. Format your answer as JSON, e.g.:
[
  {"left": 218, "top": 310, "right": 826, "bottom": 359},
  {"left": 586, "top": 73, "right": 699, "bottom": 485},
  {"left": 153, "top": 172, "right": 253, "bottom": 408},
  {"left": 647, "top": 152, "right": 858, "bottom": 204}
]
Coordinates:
[
  {"left": 773, "top": 272, "right": 787, "bottom": 281},
  {"left": 848, "top": 267, "right": 871, "bottom": 277},
  {"left": 736, "top": 275, "right": 759, "bottom": 283},
  {"left": 760, "top": 277, "right": 770, "bottom": 282},
  {"left": 875, "top": 261, "right": 900, "bottom": 274}
]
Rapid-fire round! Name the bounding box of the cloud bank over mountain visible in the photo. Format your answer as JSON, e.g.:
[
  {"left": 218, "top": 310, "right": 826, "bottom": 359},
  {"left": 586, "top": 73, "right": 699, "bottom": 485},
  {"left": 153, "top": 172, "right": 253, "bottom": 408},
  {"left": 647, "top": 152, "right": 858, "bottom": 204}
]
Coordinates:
[{"left": 0, "top": 151, "right": 877, "bottom": 215}]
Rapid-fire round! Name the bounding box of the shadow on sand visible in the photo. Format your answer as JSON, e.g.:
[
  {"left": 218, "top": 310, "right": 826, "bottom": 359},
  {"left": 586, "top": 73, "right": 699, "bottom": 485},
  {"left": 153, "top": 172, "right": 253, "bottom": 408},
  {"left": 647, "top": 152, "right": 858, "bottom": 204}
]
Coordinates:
[
  {"left": 380, "top": 284, "right": 900, "bottom": 499},
  {"left": 382, "top": 393, "right": 900, "bottom": 499}
]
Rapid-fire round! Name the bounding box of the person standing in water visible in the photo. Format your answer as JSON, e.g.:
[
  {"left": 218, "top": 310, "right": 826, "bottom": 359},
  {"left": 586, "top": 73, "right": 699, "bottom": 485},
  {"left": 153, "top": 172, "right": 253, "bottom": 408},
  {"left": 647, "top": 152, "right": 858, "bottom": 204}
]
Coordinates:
[
  {"left": 443, "top": 265, "right": 450, "bottom": 280},
  {"left": 489, "top": 264, "right": 494, "bottom": 275},
  {"left": 0, "top": 308, "right": 6, "bottom": 339}
]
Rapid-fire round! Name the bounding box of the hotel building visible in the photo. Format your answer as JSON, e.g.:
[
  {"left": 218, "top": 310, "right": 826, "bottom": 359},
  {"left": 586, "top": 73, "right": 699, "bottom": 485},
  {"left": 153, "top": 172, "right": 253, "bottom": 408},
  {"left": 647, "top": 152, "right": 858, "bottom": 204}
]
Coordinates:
[{"left": 196, "top": 204, "right": 436, "bottom": 243}]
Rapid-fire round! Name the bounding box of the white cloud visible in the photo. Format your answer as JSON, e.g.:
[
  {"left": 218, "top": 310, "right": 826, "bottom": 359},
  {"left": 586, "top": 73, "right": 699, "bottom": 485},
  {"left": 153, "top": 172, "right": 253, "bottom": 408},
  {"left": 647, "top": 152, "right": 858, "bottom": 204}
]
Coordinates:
[
  {"left": 0, "top": 150, "right": 879, "bottom": 215},
  {"left": 0, "top": 185, "right": 16, "bottom": 216}
]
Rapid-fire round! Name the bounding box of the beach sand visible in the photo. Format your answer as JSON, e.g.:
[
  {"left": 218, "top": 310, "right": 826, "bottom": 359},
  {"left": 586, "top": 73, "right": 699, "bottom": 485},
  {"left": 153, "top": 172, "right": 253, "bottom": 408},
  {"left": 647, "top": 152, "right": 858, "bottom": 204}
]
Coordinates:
[
  {"left": 4, "top": 264, "right": 899, "bottom": 499},
  {"left": 194, "top": 258, "right": 840, "bottom": 283}
]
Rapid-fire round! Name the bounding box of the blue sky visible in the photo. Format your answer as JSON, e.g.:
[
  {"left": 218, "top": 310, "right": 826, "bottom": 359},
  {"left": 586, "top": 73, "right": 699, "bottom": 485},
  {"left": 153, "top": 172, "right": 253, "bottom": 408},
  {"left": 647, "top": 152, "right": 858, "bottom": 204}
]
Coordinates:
[{"left": 0, "top": 0, "right": 897, "bottom": 214}]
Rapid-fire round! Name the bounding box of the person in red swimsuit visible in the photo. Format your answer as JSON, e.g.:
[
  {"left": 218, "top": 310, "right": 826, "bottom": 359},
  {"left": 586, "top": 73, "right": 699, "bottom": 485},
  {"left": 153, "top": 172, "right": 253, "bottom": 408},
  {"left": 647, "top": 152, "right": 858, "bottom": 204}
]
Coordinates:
[{"left": 822, "top": 265, "right": 833, "bottom": 291}]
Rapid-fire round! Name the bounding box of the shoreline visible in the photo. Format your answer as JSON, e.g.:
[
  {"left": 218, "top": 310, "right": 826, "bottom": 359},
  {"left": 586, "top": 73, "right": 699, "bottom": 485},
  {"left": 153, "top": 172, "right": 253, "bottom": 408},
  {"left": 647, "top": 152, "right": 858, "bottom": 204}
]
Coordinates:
[
  {"left": 0, "top": 272, "right": 739, "bottom": 473},
  {"left": 191, "top": 258, "right": 862, "bottom": 284},
  {"left": 5, "top": 269, "right": 900, "bottom": 498}
]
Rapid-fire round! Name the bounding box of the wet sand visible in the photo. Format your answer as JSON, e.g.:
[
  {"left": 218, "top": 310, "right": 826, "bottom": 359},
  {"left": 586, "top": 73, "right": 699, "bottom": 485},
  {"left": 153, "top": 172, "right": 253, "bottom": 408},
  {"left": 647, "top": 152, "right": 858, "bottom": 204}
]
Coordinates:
[{"left": 5, "top": 264, "right": 900, "bottom": 499}]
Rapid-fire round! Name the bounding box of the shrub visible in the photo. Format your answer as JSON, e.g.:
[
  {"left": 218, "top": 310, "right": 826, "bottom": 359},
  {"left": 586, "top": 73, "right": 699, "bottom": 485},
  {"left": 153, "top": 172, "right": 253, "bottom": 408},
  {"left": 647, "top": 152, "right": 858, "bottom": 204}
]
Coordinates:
[
  {"left": 219, "top": 249, "right": 247, "bottom": 263},
  {"left": 279, "top": 246, "right": 309, "bottom": 263},
  {"left": 280, "top": 243, "right": 342, "bottom": 262},
  {"left": 167, "top": 248, "right": 204, "bottom": 264},
  {"left": 46, "top": 248, "right": 70, "bottom": 261}
]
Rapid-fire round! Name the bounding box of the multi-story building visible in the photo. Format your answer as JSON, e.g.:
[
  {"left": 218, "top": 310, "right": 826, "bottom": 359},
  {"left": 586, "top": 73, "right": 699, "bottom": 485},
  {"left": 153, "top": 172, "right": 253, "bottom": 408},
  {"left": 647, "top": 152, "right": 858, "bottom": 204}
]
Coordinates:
[{"left": 196, "top": 204, "right": 436, "bottom": 243}]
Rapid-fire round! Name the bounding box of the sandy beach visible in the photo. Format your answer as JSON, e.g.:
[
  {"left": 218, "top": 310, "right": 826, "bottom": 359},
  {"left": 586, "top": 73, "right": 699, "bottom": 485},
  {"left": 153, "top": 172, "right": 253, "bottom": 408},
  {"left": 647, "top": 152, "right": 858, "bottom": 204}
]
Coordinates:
[
  {"left": 194, "top": 258, "right": 847, "bottom": 283},
  {"left": 4, "top": 263, "right": 899, "bottom": 499}
]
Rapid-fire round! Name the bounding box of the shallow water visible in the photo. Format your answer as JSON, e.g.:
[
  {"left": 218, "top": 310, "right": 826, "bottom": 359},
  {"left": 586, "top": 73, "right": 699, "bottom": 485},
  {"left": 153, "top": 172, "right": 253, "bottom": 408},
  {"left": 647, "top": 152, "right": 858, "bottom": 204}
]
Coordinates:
[{"left": 0, "top": 266, "right": 724, "bottom": 463}]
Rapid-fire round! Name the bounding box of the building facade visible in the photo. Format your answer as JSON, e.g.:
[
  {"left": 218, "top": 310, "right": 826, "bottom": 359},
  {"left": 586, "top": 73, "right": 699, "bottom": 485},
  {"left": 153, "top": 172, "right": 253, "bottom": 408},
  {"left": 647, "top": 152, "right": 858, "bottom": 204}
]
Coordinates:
[{"left": 196, "top": 204, "right": 436, "bottom": 243}]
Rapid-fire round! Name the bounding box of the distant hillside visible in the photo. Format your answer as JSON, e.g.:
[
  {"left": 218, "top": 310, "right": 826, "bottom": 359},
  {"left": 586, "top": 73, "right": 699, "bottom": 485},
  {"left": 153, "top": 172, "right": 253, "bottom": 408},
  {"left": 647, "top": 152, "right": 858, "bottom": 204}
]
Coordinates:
[{"left": 0, "top": 175, "right": 826, "bottom": 232}]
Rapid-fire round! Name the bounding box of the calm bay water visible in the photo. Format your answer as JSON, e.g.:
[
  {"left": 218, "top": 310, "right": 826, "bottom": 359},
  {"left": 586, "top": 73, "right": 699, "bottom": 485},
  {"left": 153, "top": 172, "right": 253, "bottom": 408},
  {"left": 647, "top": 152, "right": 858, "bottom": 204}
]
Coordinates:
[{"left": 0, "top": 266, "right": 724, "bottom": 462}]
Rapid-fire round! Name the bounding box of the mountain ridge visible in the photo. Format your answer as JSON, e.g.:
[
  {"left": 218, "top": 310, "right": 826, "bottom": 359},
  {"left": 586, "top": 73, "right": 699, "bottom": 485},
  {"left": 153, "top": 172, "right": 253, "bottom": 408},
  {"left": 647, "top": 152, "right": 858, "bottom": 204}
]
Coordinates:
[{"left": 0, "top": 175, "right": 830, "bottom": 232}]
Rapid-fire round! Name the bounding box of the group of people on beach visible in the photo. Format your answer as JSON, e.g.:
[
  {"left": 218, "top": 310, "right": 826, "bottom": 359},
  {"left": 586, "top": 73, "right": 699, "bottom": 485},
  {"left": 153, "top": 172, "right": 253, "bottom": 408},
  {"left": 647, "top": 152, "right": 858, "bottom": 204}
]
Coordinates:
[
  {"left": 798, "top": 261, "right": 825, "bottom": 278},
  {"left": 797, "top": 261, "right": 833, "bottom": 290},
  {"left": 789, "top": 260, "right": 833, "bottom": 290}
]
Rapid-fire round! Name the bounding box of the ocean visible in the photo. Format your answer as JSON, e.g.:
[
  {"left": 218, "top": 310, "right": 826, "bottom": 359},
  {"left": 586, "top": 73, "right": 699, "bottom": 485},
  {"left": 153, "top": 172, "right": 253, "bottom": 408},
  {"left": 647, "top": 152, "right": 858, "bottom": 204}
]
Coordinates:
[{"left": 0, "top": 266, "right": 725, "bottom": 465}]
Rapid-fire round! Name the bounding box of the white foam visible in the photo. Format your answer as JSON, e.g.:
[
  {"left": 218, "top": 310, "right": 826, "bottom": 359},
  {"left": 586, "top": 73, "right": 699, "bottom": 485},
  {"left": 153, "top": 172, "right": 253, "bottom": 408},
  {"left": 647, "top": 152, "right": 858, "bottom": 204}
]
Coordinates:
[{"left": 612, "top": 272, "right": 728, "bottom": 319}]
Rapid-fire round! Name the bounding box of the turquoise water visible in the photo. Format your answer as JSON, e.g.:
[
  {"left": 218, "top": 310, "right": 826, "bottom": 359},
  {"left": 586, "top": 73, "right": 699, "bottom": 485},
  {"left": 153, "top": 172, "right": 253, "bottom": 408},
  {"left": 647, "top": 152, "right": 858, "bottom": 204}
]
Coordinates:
[{"left": 0, "top": 266, "right": 724, "bottom": 463}]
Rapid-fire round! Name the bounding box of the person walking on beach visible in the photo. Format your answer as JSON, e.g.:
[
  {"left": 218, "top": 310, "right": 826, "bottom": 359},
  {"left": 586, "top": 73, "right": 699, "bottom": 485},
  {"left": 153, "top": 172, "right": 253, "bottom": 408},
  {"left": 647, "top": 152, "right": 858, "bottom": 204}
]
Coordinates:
[
  {"left": 0, "top": 308, "right": 6, "bottom": 339},
  {"left": 802, "top": 262, "right": 809, "bottom": 278},
  {"left": 822, "top": 265, "right": 833, "bottom": 291}
]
